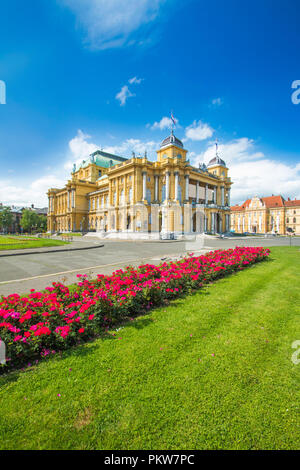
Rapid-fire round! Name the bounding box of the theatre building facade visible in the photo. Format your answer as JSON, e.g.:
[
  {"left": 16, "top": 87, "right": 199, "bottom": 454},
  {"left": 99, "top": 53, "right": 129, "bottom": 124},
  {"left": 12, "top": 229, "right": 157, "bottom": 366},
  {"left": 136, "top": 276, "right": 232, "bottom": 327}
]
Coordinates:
[
  {"left": 230, "top": 195, "right": 300, "bottom": 235},
  {"left": 47, "top": 132, "right": 232, "bottom": 239}
]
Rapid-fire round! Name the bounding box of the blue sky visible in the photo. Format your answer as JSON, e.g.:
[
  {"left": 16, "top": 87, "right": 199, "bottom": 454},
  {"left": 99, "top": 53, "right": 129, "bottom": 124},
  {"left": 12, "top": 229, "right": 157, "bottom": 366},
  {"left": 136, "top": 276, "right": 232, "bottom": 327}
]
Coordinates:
[{"left": 0, "top": 0, "right": 299, "bottom": 206}]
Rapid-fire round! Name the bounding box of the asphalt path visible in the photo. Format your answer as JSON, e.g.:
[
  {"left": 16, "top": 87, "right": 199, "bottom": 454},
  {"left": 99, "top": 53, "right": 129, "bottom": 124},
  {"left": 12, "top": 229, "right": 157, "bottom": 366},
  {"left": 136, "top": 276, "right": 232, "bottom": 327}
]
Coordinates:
[{"left": 0, "top": 236, "right": 298, "bottom": 296}]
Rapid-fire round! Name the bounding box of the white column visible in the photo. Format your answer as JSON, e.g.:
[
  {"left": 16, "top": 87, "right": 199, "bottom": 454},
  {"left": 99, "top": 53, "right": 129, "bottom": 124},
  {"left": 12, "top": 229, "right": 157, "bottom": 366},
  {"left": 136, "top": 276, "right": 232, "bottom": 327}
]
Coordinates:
[
  {"left": 155, "top": 175, "right": 159, "bottom": 201},
  {"left": 142, "top": 172, "right": 147, "bottom": 201},
  {"left": 204, "top": 216, "right": 207, "bottom": 232},
  {"left": 226, "top": 214, "right": 229, "bottom": 231},
  {"left": 214, "top": 186, "right": 217, "bottom": 204},
  {"left": 211, "top": 213, "right": 215, "bottom": 232},
  {"left": 227, "top": 188, "right": 231, "bottom": 206},
  {"left": 71, "top": 190, "right": 75, "bottom": 209},
  {"left": 165, "top": 172, "right": 170, "bottom": 201},
  {"left": 205, "top": 184, "right": 208, "bottom": 204},
  {"left": 196, "top": 182, "right": 200, "bottom": 203},
  {"left": 174, "top": 172, "right": 179, "bottom": 201},
  {"left": 185, "top": 175, "right": 189, "bottom": 201},
  {"left": 221, "top": 187, "right": 225, "bottom": 206}
]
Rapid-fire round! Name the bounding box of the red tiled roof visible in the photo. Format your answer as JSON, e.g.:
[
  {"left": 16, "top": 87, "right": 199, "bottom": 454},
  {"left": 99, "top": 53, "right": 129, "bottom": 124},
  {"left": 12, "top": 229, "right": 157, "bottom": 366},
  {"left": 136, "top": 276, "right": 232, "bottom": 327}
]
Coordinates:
[
  {"left": 284, "top": 199, "right": 300, "bottom": 207},
  {"left": 261, "top": 195, "right": 285, "bottom": 208},
  {"left": 230, "top": 199, "right": 251, "bottom": 211},
  {"left": 231, "top": 195, "right": 287, "bottom": 211}
]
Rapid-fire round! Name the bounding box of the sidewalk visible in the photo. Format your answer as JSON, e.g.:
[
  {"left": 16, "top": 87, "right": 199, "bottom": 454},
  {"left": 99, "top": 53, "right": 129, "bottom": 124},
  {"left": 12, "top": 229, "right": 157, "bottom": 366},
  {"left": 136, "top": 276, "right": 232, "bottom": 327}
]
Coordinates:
[{"left": 0, "top": 241, "right": 104, "bottom": 257}]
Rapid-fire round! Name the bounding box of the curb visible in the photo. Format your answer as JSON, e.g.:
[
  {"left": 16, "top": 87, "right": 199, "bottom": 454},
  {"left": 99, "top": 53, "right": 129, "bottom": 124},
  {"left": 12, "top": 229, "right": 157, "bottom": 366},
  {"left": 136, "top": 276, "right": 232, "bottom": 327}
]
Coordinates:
[{"left": 0, "top": 244, "right": 104, "bottom": 258}]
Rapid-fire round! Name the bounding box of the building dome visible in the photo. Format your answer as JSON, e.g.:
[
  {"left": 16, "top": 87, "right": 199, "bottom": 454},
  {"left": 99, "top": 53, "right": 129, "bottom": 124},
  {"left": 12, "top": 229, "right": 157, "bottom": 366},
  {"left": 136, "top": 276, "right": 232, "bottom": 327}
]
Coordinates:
[
  {"left": 207, "top": 155, "right": 226, "bottom": 168},
  {"left": 160, "top": 131, "right": 183, "bottom": 149},
  {"left": 207, "top": 142, "right": 226, "bottom": 168}
]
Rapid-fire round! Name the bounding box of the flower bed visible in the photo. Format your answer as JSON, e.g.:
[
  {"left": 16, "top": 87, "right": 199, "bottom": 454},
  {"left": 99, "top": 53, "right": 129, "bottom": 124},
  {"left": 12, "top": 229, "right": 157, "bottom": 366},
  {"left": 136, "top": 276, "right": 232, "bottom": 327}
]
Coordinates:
[{"left": 0, "top": 247, "right": 270, "bottom": 373}]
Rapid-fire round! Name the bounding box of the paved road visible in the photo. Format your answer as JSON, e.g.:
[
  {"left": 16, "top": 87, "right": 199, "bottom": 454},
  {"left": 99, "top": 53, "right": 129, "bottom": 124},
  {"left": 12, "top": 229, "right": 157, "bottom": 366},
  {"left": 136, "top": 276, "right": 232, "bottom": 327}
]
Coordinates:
[{"left": 0, "top": 236, "right": 298, "bottom": 296}]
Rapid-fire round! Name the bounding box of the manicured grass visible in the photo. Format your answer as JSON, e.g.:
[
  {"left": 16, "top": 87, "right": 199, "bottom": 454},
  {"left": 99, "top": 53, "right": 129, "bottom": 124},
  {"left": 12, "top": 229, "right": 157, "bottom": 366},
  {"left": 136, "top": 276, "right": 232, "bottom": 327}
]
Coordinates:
[
  {"left": 0, "top": 247, "right": 299, "bottom": 450},
  {"left": 0, "top": 236, "right": 69, "bottom": 250}
]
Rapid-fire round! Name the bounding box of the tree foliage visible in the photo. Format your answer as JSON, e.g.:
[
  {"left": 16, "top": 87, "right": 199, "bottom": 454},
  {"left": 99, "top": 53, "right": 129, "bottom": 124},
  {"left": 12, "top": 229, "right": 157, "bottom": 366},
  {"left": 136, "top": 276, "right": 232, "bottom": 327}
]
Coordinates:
[
  {"left": 0, "top": 206, "right": 13, "bottom": 232},
  {"left": 20, "top": 209, "right": 47, "bottom": 233}
]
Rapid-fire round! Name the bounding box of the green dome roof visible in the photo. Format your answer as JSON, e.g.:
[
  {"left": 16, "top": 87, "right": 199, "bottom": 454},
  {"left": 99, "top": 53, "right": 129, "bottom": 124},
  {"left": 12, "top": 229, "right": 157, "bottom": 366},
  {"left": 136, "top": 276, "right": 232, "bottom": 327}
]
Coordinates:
[{"left": 74, "top": 150, "right": 127, "bottom": 172}]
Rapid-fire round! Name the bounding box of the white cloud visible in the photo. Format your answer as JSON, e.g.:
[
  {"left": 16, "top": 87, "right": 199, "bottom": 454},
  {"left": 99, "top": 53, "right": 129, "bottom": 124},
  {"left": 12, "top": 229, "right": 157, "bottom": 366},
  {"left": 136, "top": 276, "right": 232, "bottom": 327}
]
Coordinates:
[
  {"left": 65, "top": 129, "right": 159, "bottom": 169},
  {"left": 65, "top": 129, "right": 99, "bottom": 170},
  {"left": 116, "top": 85, "right": 135, "bottom": 106},
  {"left": 210, "top": 97, "right": 223, "bottom": 107},
  {"left": 69, "top": 129, "right": 99, "bottom": 160},
  {"left": 0, "top": 175, "right": 67, "bottom": 207},
  {"left": 59, "top": 0, "right": 165, "bottom": 50},
  {"left": 185, "top": 120, "right": 214, "bottom": 141},
  {"left": 116, "top": 77, "right": 143, "bottom": 106},
  {"left": 198, "top": 138, "right": 264, "bottom": 166},
  {"left": 66, "top": 129, "right": 158, "bottom": 166},
  {"left": 128, "top": 76, "right": 143, "bottom": 85},
  {"left": 0, "top": 130, "right": 160, "bottom": 207},
  {"left": 0, "top": 130, "right": 101, "bottom": 207},
  {"left": 193, "top": 138, "right": 300, "bottom": 204},
  {"left": 104, "top": 138, "right": 158, "bottom": 159},
  {"left": 150, "top": 116, "right": 179, "bottom": 130}
]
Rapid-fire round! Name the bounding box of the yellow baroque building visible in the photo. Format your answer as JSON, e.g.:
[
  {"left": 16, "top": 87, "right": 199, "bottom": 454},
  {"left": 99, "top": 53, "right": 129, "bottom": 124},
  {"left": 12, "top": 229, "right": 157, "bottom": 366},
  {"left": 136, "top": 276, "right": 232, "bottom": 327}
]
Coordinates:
[
  {"left": 47, "top": 132, "right": 233, "bottom": 239},
  {"left": 230, "top": 195, "right": 300, "bottom": 235}
]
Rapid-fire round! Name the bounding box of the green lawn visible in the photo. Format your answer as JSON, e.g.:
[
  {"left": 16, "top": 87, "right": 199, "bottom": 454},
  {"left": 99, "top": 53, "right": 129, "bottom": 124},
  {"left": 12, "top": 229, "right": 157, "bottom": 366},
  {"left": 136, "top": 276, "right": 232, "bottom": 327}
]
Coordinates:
[
  {"left": 0, "top": 236, "right": 69, "bottom": 250},
  {"left": 0, "top": 246, "right": 299, "bottom": 450}
]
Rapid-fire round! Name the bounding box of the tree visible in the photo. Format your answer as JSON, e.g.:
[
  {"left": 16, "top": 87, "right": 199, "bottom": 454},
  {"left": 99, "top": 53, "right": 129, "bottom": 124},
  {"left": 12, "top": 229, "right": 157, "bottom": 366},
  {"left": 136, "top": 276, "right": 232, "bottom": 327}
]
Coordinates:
[
  {"left": 37, "top": 214, "right": 47, "bottom": 232},
  {"left": 0, "top": 206, "right": 13, "bottom": 233},
  {"left": 20, "top": 210, "right": 48, "bottom": 233},
  {"left": 20, "top": 209, "right": 39, "bottom": 233}
]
